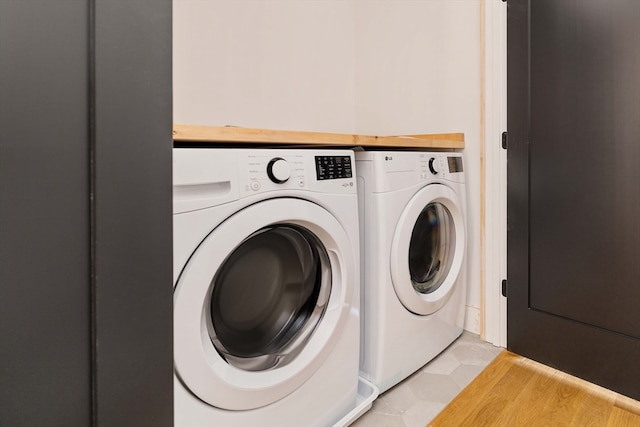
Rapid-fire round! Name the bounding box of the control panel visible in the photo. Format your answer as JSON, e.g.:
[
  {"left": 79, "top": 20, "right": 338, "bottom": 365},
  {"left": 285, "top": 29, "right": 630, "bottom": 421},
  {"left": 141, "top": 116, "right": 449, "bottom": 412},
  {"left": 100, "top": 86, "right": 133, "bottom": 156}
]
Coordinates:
[
  {"left": 418, "top": 153, "right": 464, "bottom": 183},
  {"left": 241, "top": 151, "right": 356, "bottom": 196},
  {"left": 447, "top": 156, "right": 464, "bottom": 173},
  {"left": 315, "top": 156, "right": 353, "bottom": 181}
]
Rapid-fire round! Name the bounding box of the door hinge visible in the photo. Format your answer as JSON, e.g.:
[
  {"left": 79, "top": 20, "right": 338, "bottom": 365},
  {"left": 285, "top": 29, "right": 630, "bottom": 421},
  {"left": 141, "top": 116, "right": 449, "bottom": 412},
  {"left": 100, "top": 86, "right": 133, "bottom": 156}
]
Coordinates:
[
  {"left": 501, "top": 131, "right": 508, "bottom": 149},
  {"left": 501, "top": 279, "right": 508, "bottom": 297}
]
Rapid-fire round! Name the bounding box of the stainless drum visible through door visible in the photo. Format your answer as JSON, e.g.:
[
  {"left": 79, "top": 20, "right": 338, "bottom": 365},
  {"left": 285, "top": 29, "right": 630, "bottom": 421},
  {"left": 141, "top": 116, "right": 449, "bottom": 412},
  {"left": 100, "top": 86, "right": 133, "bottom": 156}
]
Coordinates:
[
  {"left": 208, "top": 224, "right": 331, "bottom": 372},
  {"left": 390, "top": 184, "right": 466, "bottom": 315}
]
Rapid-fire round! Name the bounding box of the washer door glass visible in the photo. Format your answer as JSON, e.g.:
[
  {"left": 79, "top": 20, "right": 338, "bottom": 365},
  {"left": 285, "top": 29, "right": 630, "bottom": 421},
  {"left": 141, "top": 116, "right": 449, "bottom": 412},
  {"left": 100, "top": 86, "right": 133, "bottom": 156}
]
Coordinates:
[
  {"left": 409, "top": 203, "right": 455, "bottom": 295},
  {"left": 390, "top": 184, "right": 465, "bottom": 315},
  {"left": 173, "top": 198, "right": 355, "bottom": 411},
  {"left": 209, "top": 225, "right": 330, "bottom": 371}
]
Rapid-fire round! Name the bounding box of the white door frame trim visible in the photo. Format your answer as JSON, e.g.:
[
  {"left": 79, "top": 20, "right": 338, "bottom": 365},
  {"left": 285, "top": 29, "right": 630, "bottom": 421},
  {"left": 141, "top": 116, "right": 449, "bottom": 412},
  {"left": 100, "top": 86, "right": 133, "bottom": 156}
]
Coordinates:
[{"left": 482, "top": 0, "right": 507, "bottom": 348}]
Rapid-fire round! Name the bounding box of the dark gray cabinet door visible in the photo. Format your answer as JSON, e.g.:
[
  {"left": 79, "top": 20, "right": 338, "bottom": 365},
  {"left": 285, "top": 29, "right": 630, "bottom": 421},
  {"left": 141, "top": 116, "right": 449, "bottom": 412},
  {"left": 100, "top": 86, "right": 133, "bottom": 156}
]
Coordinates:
[
  {"left": 0, "top": 2, "right": 92, "bottom": 424},
  {"left": 507, "top": 0, "right": 640, "bottom": 400},
  {"left": 0, "top": 1, "right": 173, "bottom": 425},
  {"left": 93, "top": 1, "right": 173, "bottom": 425}
]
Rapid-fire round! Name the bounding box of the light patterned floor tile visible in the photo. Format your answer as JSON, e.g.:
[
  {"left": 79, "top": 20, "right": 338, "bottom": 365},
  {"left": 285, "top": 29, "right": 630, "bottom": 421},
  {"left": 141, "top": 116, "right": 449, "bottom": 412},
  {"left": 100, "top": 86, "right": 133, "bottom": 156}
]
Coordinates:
[
  {"left": 352, "top": 332, "right": 501, "bottom": 427},
  {"left": 407, "top": 372, "right": 461, "bottom": 404},
  {"left": 449, "top": 363, "right": 485, "bottom": 389},
  {"left": 421, "top": 351, "right": 461, "bottom": 375},
  {"left": 401, "top": 401, "right": 446, "bottom": 427}
]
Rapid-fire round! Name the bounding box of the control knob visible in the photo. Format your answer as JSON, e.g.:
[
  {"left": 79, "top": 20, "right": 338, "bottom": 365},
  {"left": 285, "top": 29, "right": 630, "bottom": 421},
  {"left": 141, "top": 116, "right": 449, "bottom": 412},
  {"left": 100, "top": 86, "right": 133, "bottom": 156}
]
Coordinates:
[
  {"left": 428, "top": 157, "right": 439, "bottom": 175},
  {"left": 266, "top": 157, "right": 291, "bottom": 183}
]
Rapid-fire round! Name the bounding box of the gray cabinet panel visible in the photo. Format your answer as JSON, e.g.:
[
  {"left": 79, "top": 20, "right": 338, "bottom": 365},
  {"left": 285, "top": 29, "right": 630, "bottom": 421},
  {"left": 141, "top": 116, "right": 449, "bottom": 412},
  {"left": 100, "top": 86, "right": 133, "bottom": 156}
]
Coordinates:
[
  {"left": 0, "top": 1, "right": 173, "bottom": 425},
  {"left": 508, "top": 0, "right": 640, "bottom": 401},
  {"left": 0, "top": 2, "right": 92, "bottom": 424},
  {"left": 93, "top": 1, "right": 173, "bottom": 425}
]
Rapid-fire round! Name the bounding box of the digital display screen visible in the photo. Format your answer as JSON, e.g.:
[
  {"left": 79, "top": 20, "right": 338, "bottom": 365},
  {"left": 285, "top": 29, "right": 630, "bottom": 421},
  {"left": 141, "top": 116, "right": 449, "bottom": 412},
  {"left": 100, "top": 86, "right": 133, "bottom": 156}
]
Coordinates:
[
  {"left": 447, "top": 157, "right": 463, "bottom": 173},
  {"left": 315, "top": 156, "right": 353, "bottom": 180}
]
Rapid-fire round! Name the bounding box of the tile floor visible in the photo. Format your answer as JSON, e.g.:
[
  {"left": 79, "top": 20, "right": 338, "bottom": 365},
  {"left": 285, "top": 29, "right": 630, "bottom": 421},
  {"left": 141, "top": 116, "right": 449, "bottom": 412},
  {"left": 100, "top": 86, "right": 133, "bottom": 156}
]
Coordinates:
[{"left": 351, "top": 331, "right": 502, "bottom": 427}]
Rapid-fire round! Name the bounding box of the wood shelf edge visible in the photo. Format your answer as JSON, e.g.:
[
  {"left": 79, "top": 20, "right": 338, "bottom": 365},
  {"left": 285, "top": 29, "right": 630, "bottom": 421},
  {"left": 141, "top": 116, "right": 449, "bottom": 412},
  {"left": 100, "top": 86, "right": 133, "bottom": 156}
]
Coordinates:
[{"left": 173, "top": 124, "right": 465, "bottom": 149}]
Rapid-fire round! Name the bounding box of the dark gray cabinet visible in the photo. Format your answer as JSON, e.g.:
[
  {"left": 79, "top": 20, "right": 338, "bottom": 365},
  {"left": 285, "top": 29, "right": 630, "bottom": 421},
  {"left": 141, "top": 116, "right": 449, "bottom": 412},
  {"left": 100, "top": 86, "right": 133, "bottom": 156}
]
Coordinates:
[
  {"left": 507, "top": 0, "right": 640, "bottom": 401},
  {"left": 0, "top": 1, "right": 173, "bottom": 425}
]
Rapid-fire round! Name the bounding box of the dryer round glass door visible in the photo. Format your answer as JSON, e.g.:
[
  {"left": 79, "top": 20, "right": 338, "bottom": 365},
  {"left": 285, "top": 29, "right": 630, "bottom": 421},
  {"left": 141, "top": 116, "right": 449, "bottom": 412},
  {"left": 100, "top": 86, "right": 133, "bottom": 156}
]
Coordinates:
[
  {"left": 390, "top": 184, "right": 466, "bottom": 315},
  {"left": 208, "top": 224, "right": 330, "bottom": 372},
  {"left": 173, "top": 198, "right": 356, "bottom": 411},
  {"left": 408, "top": 203, "right": 455, "bottom": 294}
]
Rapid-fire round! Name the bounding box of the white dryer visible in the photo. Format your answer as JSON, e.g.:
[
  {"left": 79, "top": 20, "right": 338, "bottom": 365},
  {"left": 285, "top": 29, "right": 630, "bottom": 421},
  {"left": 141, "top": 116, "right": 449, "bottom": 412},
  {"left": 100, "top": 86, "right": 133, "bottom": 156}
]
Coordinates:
[
  {"left": 173, "top": 148, "right": 360, "bottom": 426},
  {"left": 355, "top": 150, "right": 467, "bottom": 393}
]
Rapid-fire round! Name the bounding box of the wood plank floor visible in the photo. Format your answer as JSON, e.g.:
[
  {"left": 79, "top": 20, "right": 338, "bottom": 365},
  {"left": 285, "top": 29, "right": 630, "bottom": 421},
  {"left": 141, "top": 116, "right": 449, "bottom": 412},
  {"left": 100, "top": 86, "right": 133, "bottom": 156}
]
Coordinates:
[{"left": 428, "top": 350, "right": 640, "bottom": 426}]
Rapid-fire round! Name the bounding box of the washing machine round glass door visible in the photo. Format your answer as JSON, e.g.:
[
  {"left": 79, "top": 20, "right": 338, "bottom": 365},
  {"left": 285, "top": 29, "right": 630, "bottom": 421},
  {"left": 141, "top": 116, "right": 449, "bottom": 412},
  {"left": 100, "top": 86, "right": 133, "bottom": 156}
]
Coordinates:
[
  {"left": 390, "top": 183, "right": 465, "bottom": 315},
  {"left": 173, "top": 198, "right": 355, "bottom": 410}
]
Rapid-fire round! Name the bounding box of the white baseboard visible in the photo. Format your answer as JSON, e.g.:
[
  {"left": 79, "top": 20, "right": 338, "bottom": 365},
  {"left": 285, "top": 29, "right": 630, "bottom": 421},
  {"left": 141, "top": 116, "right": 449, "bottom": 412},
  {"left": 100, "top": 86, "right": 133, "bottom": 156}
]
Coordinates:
[{"left": 464, "top": 305, "right": 481, "bottom": 335}]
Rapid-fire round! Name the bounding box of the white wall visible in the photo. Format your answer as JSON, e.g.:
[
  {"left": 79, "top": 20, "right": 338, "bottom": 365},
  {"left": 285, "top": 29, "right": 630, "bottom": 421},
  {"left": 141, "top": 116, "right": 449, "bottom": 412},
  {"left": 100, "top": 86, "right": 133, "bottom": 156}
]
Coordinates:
[
  {"left": 173, "top": 0, "right": 483, "bottom": 334},
  {"left": 173, "top": 0, "right": 357, "bottom": 133}
]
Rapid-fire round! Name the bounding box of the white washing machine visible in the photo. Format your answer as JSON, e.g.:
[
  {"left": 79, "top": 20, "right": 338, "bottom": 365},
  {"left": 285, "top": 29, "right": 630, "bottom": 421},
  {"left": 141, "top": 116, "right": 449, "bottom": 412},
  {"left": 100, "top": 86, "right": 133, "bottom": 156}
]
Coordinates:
[
  {"left": 355, "top": 150, "right": 467, "bottom": 393},
  {"left": 173, "top": 148, "right": 360, "bottom": 426}
]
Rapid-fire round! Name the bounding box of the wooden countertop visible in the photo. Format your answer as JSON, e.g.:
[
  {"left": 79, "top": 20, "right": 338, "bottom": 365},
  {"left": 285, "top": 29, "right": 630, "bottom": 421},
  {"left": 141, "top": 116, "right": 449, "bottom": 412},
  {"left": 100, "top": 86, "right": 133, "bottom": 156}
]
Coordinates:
[{"left": 173, "top": 124, "right": 464, "bottom": 149}]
